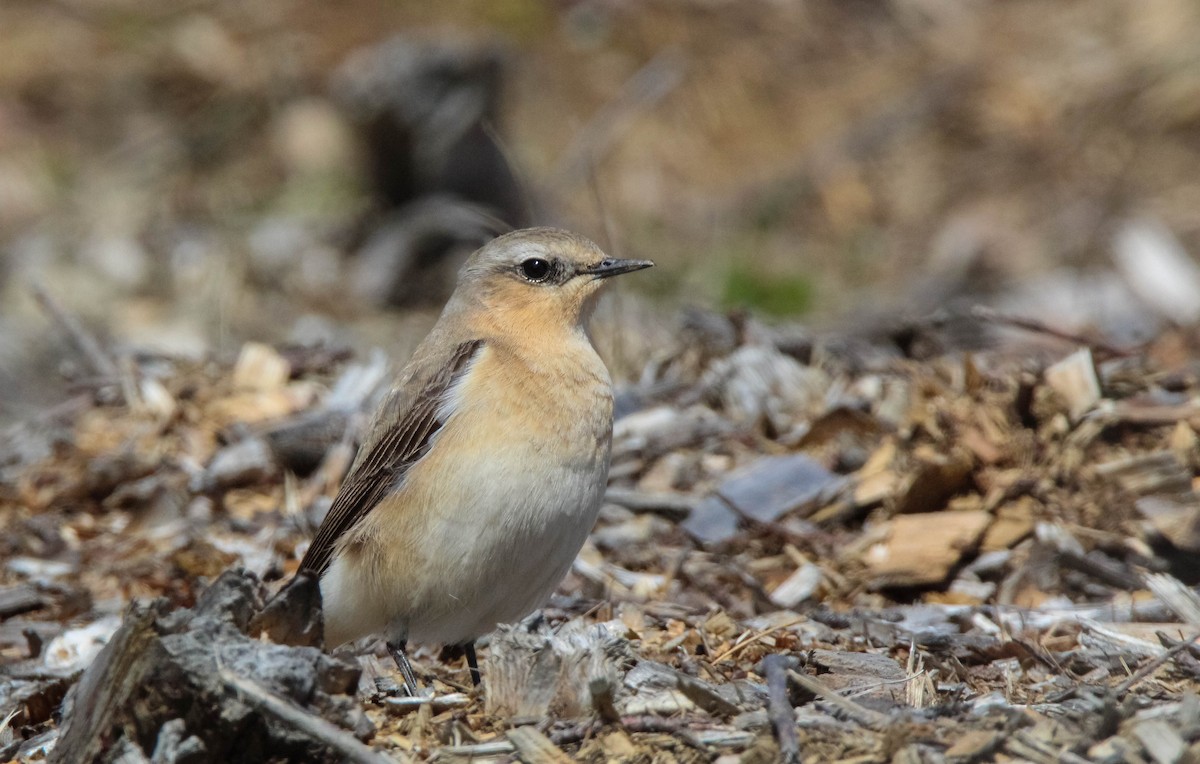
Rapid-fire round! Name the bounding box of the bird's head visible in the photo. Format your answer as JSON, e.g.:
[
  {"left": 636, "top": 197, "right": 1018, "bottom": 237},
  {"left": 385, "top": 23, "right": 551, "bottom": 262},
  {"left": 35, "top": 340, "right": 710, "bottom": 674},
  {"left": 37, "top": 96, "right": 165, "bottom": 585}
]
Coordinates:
[{"left": 456, "top": 228, "right": 653, "bottom": 331}]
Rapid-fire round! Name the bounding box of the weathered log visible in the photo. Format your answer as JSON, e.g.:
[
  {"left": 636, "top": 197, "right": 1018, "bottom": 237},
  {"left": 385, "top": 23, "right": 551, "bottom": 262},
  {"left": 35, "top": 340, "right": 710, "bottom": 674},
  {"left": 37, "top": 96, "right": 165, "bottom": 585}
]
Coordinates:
[{"left": 52, "top": 569, "right": 370, "bottom": 764}]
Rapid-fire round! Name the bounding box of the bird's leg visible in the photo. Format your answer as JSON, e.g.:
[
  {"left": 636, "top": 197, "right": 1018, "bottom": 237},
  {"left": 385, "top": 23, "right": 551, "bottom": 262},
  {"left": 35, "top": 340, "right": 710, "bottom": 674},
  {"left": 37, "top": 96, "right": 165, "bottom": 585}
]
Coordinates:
[
  {"left": 386, "top": 640, "right": 420, "bottom": 697},
  {"left": 464, "top": 641, "right": 481, "bottom": 687}
]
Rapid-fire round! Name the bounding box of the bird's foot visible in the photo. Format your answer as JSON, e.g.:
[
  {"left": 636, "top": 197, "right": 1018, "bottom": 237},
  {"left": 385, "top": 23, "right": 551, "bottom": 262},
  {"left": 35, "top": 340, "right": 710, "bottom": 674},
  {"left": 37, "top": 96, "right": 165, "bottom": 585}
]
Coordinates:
[
  {"left": 440, "top": 641, "right": 483, "bottom": 689},
  {"left": 464, "top": 641, "right": 482, "bottom": 688},
  {"left": 385, "top": 639, "right": 421, "bottom": 697}
]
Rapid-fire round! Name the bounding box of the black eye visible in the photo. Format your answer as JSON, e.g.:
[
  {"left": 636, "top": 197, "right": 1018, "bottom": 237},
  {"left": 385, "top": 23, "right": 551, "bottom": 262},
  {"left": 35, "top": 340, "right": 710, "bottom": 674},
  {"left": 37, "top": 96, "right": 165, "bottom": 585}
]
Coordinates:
[{"left": 519, "top": 258, "right": 552, "bottom": 282}]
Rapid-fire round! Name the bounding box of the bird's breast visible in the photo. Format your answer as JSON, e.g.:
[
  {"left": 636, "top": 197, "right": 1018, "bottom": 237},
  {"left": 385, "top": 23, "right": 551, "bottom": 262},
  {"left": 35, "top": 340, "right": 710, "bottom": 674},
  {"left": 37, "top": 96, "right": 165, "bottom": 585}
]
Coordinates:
[
  {"left": 367, "top": 337, "right": 614, "bottom": 546},
  {"left": 458, "top": 338, "right": 614, "bottom": 456}
]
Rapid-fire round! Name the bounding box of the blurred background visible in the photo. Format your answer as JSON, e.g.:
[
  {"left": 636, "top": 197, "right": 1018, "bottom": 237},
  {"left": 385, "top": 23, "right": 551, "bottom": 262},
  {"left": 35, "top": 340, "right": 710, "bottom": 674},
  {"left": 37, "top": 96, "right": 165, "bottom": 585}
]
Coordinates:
[{"left": 3, "top": 0, "right": 1200, "bottom": 422}]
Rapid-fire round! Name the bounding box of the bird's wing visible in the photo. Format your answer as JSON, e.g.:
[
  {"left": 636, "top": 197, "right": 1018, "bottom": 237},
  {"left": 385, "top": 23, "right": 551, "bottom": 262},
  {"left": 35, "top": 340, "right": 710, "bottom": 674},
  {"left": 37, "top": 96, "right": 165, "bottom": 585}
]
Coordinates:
[{"left": 298, "top": 338, "right": 485, "bottom": 578}]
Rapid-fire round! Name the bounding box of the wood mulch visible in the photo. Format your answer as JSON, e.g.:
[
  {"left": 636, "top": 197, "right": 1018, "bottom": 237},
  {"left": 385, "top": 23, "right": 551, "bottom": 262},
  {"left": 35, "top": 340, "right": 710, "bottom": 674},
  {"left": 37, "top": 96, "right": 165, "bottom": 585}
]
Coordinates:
[{"left": 3, "top": 310, "right": 1200, "bottom": 763}]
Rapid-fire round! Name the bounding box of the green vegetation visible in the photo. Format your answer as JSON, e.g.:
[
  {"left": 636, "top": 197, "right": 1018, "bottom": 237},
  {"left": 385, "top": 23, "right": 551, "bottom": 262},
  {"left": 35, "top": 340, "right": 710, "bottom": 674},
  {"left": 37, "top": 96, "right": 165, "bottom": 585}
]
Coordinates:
[{"left": 721, "top": 261, "right": 814, "bottom": 317}]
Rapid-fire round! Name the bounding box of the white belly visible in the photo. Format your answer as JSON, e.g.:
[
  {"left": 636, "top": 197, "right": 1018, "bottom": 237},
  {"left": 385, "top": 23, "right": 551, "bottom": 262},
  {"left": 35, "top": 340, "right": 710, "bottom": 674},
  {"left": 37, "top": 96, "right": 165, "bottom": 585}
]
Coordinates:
[
  {"left": 320, "top": 448, "right": 607, "bottom": 647},
  {"left": 408, "top": 446, "right": 609, "bottom": 644}
]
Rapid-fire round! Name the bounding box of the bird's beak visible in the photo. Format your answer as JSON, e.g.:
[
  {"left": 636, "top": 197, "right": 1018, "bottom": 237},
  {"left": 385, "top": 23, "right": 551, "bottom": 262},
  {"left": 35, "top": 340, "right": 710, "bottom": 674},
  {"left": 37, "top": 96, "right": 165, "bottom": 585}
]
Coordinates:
[{"left": 582, "top": 258, "right": 655, "bottom": 279}]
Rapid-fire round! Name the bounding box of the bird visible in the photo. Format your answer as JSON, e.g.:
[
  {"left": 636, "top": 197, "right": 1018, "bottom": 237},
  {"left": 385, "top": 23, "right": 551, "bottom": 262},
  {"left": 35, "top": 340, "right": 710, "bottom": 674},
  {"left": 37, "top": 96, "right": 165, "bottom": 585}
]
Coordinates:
[{"left": 286, "top": 227, "right": 651, "bottom": 694}]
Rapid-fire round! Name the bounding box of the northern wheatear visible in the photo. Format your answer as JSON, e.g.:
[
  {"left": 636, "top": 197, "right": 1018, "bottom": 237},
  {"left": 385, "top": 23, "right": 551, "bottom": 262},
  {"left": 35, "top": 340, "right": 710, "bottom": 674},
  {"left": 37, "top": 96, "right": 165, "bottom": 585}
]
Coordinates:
[{"left": 292, "top": 227, "right": 651, "bottom": 693}]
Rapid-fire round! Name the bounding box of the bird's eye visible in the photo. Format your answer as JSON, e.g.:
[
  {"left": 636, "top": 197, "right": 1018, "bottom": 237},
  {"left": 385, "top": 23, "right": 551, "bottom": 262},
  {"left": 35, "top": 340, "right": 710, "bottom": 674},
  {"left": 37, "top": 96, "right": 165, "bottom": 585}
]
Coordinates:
[{"left": 519, "top": 258, "right": 552, "bottom": 282}]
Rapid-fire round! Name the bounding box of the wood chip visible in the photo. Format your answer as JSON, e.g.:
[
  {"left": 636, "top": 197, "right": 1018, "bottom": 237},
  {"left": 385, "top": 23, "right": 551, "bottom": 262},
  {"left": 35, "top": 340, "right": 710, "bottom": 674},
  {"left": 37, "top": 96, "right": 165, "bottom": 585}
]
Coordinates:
[
  {"left": 1114, "top": 217, "right": 1200, "bottom": 326},
  {"left": 1145, "top": 573, "right": 1200, "bottom": 625},
  {"left": 894, "top": 448, "right": 973, "bottom": 515},
  {"left": 1044, "top": 347, "right": 1102, "bottom": 421},
  {"left": 980, "top": 497, "right": 1037, "bottom": 552},
  {"left": 944, "top": 729, "right": 1000, "bottom": 760},
  {"left": 785, "top": 669, "right": 889, "bottom": 730},
  {"left": 866, "top": 510, "right": 990, "bottom": 588},
  {"left": 1137, "top": 495, "right": 1200, "bottom": 553},
  {"left": 603, "top": 487, "right": 693, "bottom": 520},
  {"left": 768, "top": 564, "right": 823, "bottom": 609},
  {"left": 506, "top": 725, "right": 572, "bottom": 764},
  {"left": 1132, "top": 719, "right": 1187, "bottom": 764},
  {"left": 232, "top": 342, "right": 291, "bottom": 391}
]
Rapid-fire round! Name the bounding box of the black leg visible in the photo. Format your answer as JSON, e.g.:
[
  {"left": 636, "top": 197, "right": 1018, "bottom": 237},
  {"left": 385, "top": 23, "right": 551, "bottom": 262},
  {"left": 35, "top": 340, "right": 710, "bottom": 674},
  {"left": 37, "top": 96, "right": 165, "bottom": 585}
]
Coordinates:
[
  {"left": 464, "top": 641, "right": 481, "bottom": 687},
  {"left": 386, "top": 640, "right": 420, "bottom": 696}
]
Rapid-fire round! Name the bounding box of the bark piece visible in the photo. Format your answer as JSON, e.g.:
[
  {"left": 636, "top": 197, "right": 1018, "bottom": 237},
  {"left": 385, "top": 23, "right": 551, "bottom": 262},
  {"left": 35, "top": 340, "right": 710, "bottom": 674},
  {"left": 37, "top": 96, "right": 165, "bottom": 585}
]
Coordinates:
[
  {"left": 1139, "top": 495, "right": 1200, "bottom": 552},
  {"left": 250, "top": 573, "right": 325, "bottom": 649},
  {"left": 621, "top": 660, "right": 756, "bottom": 718},
  {"left": 261, "top": 351, "right": 388, "bottom": 475},
  {"left": 681, "top": 495, "right": 741, "bottom": 546},
  {"left": 851, "top": 442, "right": 901, "bottom": 509},
  {"left": 1132, "top": 719, "right": 1187, "bottom": 764},
  {"left": 263, "top": 410, "right": 352, "bottom": 476},
  {"left": 695, "top": 345, "right": 827, "bottom": 431},
  {"left": 0, "top": 670, "right": 72, "bottom": 743},
  {"left": 1098, "top": 451, "right": 1192, "bottom": 497},
  {"left": 486, "top": 620, "right": 631, "bottom": 720},
  {"left": 717, "top": 454, "right": 843, "bottom": 524},
  {"left": 218, "top": 668, "right": 391, "bottom": 764},
  {"left": 601, "top": 487, "right": 692, "bottom": 521},
  {"left": 683, "top": 454, "right": 843, "bottom": 544},
  {"left": 785, "top": 669, "right": 890, "bottom": 730},
  {"left": 0, "top": 585, "right": 45, "bottom": 619},
  {"left": 195, "top": 437, "right": 278, "bottom": 493},
  {"left": 945, "top": 729, "right": 1001, "bottom": 761},
  {"left": 613, "top": 405, "right": 734, "bottom": 464},
  {"left": 1145, "top": 573, "right": 1200, "bottom": 625},
  {"left": 807, "top": 650, "right": 908, "bottom": 710}
]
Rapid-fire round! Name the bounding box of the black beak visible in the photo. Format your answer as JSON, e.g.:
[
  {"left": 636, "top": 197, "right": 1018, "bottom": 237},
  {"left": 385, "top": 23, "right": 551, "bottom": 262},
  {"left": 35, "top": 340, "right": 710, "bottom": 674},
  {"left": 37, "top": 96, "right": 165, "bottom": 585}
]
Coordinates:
[{"left": 582, "top": 258, "right": 655, "bottom": 279}]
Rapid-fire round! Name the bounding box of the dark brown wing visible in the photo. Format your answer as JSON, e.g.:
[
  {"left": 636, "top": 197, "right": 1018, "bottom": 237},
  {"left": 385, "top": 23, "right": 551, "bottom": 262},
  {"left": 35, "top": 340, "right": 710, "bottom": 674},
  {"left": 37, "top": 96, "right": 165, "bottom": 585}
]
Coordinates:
[{"left": 297, "top": 338, "right": 485, "bottom": 578}]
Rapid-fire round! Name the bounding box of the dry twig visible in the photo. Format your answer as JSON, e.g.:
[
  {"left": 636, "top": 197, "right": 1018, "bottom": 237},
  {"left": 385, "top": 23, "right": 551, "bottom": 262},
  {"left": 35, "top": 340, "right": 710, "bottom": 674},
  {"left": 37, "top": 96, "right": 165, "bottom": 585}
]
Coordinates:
[
  {"left": 970, "top": 306, "right": 1130, "bottom": 360},
  {"left": 1113, "top": 630, "right": 1200, "bottom": 697},
  {"left": 786, "top": 669, "right": 890, "bottom": 731},
  {"left": 219, "top": 668, "right": 399, "bottom": 764},
  {"left": 763, "top": 655, "right": 801, "bottom": 764},
  {"left": 31, "top": 282, "right": 120, "bottom": 380}
]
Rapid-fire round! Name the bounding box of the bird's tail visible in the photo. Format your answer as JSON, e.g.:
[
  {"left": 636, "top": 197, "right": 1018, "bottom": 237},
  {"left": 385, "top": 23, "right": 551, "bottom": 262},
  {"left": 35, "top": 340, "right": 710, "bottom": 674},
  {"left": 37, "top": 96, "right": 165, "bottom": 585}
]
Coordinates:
[{"left": 250, "top": 572, "right": 325, "bottom": 648}]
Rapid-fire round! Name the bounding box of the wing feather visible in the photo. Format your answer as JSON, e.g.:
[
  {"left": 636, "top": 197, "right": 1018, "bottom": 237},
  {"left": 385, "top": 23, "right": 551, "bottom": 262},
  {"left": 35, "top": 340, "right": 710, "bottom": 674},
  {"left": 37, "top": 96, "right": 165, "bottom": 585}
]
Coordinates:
[{"left": 297, "top": 339, "right": 485, "bottom": 578}]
